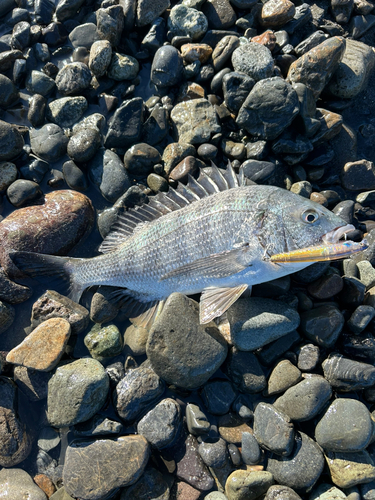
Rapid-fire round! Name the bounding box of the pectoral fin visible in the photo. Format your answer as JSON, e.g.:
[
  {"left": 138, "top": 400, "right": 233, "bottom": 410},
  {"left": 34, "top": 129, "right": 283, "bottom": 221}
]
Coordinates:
[
  {"left": 160, "top": 244, "right": 252, "bottom": 281},
  {"left": 200, "top": 284, "right": 249, "bottom": 324}
]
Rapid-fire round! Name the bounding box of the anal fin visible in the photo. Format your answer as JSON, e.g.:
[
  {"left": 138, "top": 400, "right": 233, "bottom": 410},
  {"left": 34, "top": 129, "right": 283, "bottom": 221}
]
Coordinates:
[{"left": 200, "top": 284, "right": 248, "bottom": 324}]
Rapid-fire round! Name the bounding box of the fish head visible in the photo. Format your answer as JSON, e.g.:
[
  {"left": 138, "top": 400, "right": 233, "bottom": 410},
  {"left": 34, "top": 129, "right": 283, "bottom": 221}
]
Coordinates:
[{"left": 264, "top": 190, "right": 354, "bottom": 253}]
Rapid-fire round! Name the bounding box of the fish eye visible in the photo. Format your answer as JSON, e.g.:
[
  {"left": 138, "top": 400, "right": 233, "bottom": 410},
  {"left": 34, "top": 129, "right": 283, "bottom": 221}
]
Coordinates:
[{"left": 301, "top": 209, "right": 319, "bottom": 224}]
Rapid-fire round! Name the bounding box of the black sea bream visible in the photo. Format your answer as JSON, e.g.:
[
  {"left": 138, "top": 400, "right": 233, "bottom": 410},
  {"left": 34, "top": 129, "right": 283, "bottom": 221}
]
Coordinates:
[{"left": 11, "top": 164, "right": 355, "bottom": 326}]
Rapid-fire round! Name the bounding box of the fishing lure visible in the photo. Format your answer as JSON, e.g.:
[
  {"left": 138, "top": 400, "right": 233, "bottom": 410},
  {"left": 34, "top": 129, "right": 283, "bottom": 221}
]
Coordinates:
[{"left": 269, "top": 239, "right": 369, "bottom": 263}]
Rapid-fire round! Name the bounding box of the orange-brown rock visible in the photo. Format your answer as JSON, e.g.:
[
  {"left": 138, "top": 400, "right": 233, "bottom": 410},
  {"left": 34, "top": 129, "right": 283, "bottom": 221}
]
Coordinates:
[
  {"left": 311, "top": 108, "right": 343, "bottom": 145},
  {"left": 0, "top": 190, "right": 94, "bottom": 277},
  {"left": 180, "top": 43, "right": 213, "bottom": 64},
  {"left": 34, "top": 474, "right": 56, "bottom": 498},
  {"left": 218, "top": 413, "right": 253, "bottom": 445},
  {"left": 252, "top": 30, "right": 277, "bottom": 51},
  {"left": 176, "top": 82, "right": 206, "bottom": 102},
  {"left": 6, "top": 318, "right": 71, "bottom": 371}
]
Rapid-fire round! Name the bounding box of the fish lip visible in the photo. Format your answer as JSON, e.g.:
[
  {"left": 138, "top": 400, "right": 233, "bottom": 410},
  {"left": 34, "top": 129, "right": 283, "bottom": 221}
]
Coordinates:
[{"left": 321, "top": 224, "right": 355, "bottom": 244}]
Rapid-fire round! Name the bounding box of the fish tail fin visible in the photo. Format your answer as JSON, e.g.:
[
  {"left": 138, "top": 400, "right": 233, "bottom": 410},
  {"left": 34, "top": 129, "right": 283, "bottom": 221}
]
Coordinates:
[{"left": 9, "top": 251, "right": 85, "bottom": 303}]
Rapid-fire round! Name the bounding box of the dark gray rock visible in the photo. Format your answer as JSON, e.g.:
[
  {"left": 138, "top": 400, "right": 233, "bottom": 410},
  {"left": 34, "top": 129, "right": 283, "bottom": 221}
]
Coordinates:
[
  {"left": 322, "top": 354, "right": 375, "bottom": 391},
  {"left": 226, "top": 347, "right": 266, "bottom": 393},
  {"left": 146, "top": 293, "right": 228, "bottom": 389},
  {"left": 293, "top": 262, "right": 330, "bottom": 283},
  {"left": 274, "top": 376, "right": 332, "bottom": 422},
  {"left": 297, "top": 344, "right": 320, "bottom": 371},
  {"left": 137, "top": 398, "right": 181, "bottom": 449},
  {"left": 69, "top": 22, "right": 99, "bottom": 48},
  {"left": 186, "top": 403, "right": 210, "bottom": 436},
  {"left": 201, "top": 380, "right": 237, "bottom": 415},
  {"left": 0, "top": 0, "right": 16, "bottom": 17},
  {"left": 142, "top": 104, "right": 168, "bottom": 146},
  {"left": 267, "top": 432, "right": 324, "bottom": 492},
  {"left": 6, "top": 179, "right": 42, "bottom": 207},
  {"left": 0, "top": 300, "right": 15, "bottom": 334},
  {"left": 151, "top": 45, "right": 184, "bottom": 87},
  {"left": 26, "top": 70, "right": 55, "bottom": 96},
  {"left": 232, "top": 42, "right": 274, "bottom": 81},
  {"left": 315, "top": 398, "right": 372, "bottom": 452},
  {"left": 202, "top": 0, "right": 236, "bottom": 29},
  {"left": 341, "top": 276, "right": 366, "bottom": 307},
  {"left": 300, "top": 305, "right": 344, "bottom": 348},
  {"left": 237, "top": 77, "right": 299, "bottom": 140},
  {"left": 0, "top": 121, "right": 24, "bottom": 161},
  {"left": 63, "top": 436, "right": 150, "bottom": 500},
  {"left": 90, "top": 148, "right": 131, "bottom": 203},
  {"left": 0, "top": 469, "right": 46, "bottom": 500},
  {"left": 175, "top": 433, "right": 214, "bottom": 491},
  {"left": 0, "top": 377, "right": 32, "bottom": 467},
  {"left": 223, "top": 72, "right": 255, "bottom": 114},
  {"left": 227, "top": 297, "right": 300, "bottom": 351},
  {"left": 212, "top": 35, "right": 240, "bottom": 72},
  {"left": 124, "top": 143, "right": 161, "bottom": 175},
  {"left": 55, "top": 62, "right": 92, "bottom": 96},
  {"left": 47, "top": 358, "right": 109, "bottom": 427},
  {"left": 347, "top": 305, "right": 375, "bottom": 334},
  {"left": 240, "top": 159, "right": 276, "bottom": 184},
  {"left": 35, "top": 0, "right": 55, "bottom": 24},
  {"left": 120, "top": 467, "right": 170, "bottom": 500},
  {"left": 104, "top": 97, "right": 144, "bottom": 149},
  {"left": 267, "top": 359, "right": 302, "bottom": 396},
  {"left": 96, "top": 5, "right": 124, "bottom": 46},
  {"left": 198, "top": 437, "right": 228, "bottom": 468},
  {"left": 13, "top": 366, "right": 51, "bottom": 401},
  {"left": 136, "top": 0, "right": 170, "bottom": 27},
  {"left": 241, "top": 431, "right": 261, "bottom": 465},
  {"left": 63, "top": 160, "right": 88, "bottom": 191},
  {"left": 254, "top": 402, "right": 294, "bottom": 456},
  {"left": 257, "top": 330, "right": 301, "bottom": 367},
  {"left": 0, "top": 74, "right": 19, "bottom": 108},
  {"left": 0, "top": 267, "right": 32, "bottom": 304},
  {"left": 67, "top": 128, "right": 101, "bottom": 163},
  {"left": 74, "top": 415, "right": 123, "bottom": 437},
  {"left": 55, "top": 0, "right": 85, "bottom": 22},
  {"left": 30, "top": 124, "right": 68, "bottom": 162},
  {"left": 114, "top": 362, "right": 165, "bottom": 424},
  {"left": 47, "top": 96, "right": 87, "bottom": 128},
  {"left": 28, "top": 94, "right": 46, "bottom": 127}
]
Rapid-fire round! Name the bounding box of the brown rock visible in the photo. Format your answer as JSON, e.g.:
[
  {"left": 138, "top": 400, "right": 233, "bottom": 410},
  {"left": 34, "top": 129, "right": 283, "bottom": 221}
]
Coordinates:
[
  {"left": 176, "top": 82, "right": 206, "bottom": 102},
  {"left": 212, "top": 35, "right": 240, "bottom": 71},
  {"left": 0, "top": 190, "right": 94, "bottom": 277},
  {"left": 169, "top": 156, "right": 200, "bottom": 182},
  {"left": 180, "top": 43, "right": 213, "bottom": 64},
  {"left": 174, "top": 481, "right": 201, "bottom": 500},
  {"left": 310, "top": 192, "right": 328, "bottom": 206},
  {"left": 311, "top": 108, "right": 343, "bottom": 145},
  {"left": 287, "top": 37, "right": 346, "bottom": 99},
  {"left": 202, "top": 0, "right": 237, "bottom": 29},
  {"left": 34, "top": 473, "right": 56, "bottom": 498},
  {"left": 260, "top": 0, "right": 295, "bottom": 27},
  {"left": 252, "top": 30, "right": 277, "bottom": 51},
  {"left": 162, "top": 142, "right": 196, "bottom": 175},
  {"left": 6, "top": 318, "right": 71, "bottom": 371},
  {"left": 0, "top": 377, "right": 32, "bottom": 467},
  {"left": 31, "top": 290, "right": 90, "bottom": 335},
  {"left": 218, "top": 413, "right": 253, "bottom": 445}
]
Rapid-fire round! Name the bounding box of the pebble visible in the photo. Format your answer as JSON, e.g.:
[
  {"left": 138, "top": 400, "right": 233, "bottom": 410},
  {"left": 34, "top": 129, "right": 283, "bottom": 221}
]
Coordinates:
[
  {"left": 84, "top": 323, "right": 123, "bottom": 360},
  {"left": 30, "top": 123, "right": 68, "bottom": 162},
  {"left": 0, "top": 469, "right": 46, "bottom": 500},
  {"left": 6, "top": 318, "right": 70, "bottom": 371},
  {"left": 265, "top": 485, "right": 302, "bottom": 500},
  {"left": 169, "top": 156, "right": 201, "bottom": 182},
  {"left": 0, "top": 377, "right": 32, "bottom": 467},
  {"left": 124, "top": 143, "right": 161, "bottom": 175},
  {"left": 273, "top": 376, "right": 332, "bottom": 421},
  {"left": 254, "top": 402, "right": 295, "bottom": 456},
  {"left": 299, "top": 305, "right": 345, "bottom": 348},
  {"left": 347, "top": 305, "right": 375, "bottom": 334},
  {"left": 341, "top": 160, "right": 375, "bottom": 190},
  {"left": 68, "top": 22, "right": 99, "bottom": 48},
  {"left": 325, "top": 450, "right": 375, "bottom": 489},
  {"left": 241, "top": 431, "right": 261, "bottom": 465},
  {"left": 227, "top": 297, "right": 300, "bottom": 351},
  {"left": 13, "top": 366, "right": 51, "bottom": 401},
  {"left": 146, "top": 293, "right": 228, "bottom": 389},
  {"left": 260, "top": 0, "right": 296, "bottom": 27},
  {"left": 241, "top": 159, "right": 276, "bottom": 184},
  {"left": 0, "top": 267, "right": 32, "bottom": 304},
  {"left": 168, "top": 5, "right": 208, "bottom": 41},
  {"left": 96, "top": 5, "right": 124, "bottom": 46},
  {"left": 267, "top": 432, "right": 324, "bottom": 492},
  {"left": 123, "top": 323, "right": 148, "bottom": 356},
  {"left": 26, "top": 70, "right": 55, "bottom": 96},
  {"left": 88, "top": 39, "right": 112, "bottom": 77},
  {"left": 67, "top": 128, "right": 101, "bottom": 163},
  {"left": 322, "top": 354, "right": 375, "bottom": 391},
  {"left": 55, "top": 62, "right": 91, "bottom": 96},
  {"left": 27, "top": 94, "right": 46, "bottom": 127},
  {"left": 137, "top": 398, "right": 181, "bottom": 449},
  {"left": 231, "top": 42, "right": 274, "bottom": 82},
  {"left": 226, "top": 347, "right": 266, "bottom": 393},
  {"left": 104, "top": 97, "right": 144, "bottom": 149},
  {"left": 225, "top": 470, "right": 274, "bottom": 500},
  {"left": 37, "top": 427, "right": 60, "bottom": 452},
  {"left": 186, "top": 403, "right": 211, "bottom": 436},
  {"left": 114, "top": 362, "right": 165, "bottom": 423},
  {"left": 201, "top": 380, "right": 237, "bottom": 415},
  {"left": 63, "top": 435, "right": 149, "bottom": 500},
  {"left": 236, "top": 77, "right": 299, "bottom": 140},
  {"left": 121, "top": 467, "right": 170, "bottom": 500},
  {"left": 0, "top": 74, "right": 19, "bottom": 109},
  {"left": 218, "top": 413, "right": 252, "bottom": 445},
  {"left": 0, "top": 120, "right": 24, "bottom": 161},
  {"left": 341, "top": 277, "right": 366, "bottom": 308},
  {"left": 136, "top": 0, "right": 170, "bottom": 26},
  {"left": 175, "top": 433, "right": 214, "bottom": 491},
  {"left": 107, "top": 52, "right": 139, "bottom": 81},
  {"left": 47, "top": 96, "right": 87, "bottom": 128},
  {"left": 62, "top": 160, "right": 88, "bottom": 191},
  {"left": 171, "top": 98, "right": 221, "bottom": 144},
  {"left": 33, "top": 474, "right": 56, "bottom": 498},
  {"left": 90, "top": 148, "right": 131, "bottom": 203},
  {"left": 6, "top": 179, "right": 42, "bottom": 207},
  {"left": 315, "top": 398, "right": 373, "bottom": 452},
  {"left": 47, "top": 358, "right": 109, "bottom": 427},
  {"left": 198, "top": 437, "right": 228, "bottom": 468},
  {"left": 202, "top": 0, "right": 236, "bottom": 29},
  {"left": 267, "top": 359, "right": 302, "bottom": 396},
  {"left": 297, "top": 344, "right": 320, "bottom": 371},
  {"left": 74, "top": 415, "right": 122, "bottom": 437}
]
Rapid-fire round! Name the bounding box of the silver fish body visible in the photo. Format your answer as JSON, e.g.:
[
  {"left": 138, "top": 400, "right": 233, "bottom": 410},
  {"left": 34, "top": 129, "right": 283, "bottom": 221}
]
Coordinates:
[{"left": 11, "top": 167, "right": 353, "bottom": 324}]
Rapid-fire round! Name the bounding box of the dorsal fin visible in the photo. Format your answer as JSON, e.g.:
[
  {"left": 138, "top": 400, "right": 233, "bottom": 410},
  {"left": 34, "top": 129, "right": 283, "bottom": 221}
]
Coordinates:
[{"left": 98, "top": 162, "right": 242, "bottom": 253}]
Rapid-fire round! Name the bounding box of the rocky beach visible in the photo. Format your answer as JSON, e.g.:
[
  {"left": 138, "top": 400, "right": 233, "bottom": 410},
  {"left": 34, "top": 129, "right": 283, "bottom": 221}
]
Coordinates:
[{"left": 2, "top": 0, "right": 375, "bottom": 499}]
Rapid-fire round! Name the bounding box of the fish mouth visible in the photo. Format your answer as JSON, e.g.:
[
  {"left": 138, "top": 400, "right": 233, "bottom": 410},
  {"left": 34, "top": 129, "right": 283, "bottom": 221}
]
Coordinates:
[{"left": 322, "top": 224, "right": 355, "bottom": 244}]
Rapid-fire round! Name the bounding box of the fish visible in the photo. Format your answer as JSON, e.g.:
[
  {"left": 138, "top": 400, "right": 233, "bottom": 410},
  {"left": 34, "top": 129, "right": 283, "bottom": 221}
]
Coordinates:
[
  {"left": 269, "top": 239, "right": 368, "bottom": 263},
  {"left": 10, "top": 163, "right": 355, "bottom": 326}
]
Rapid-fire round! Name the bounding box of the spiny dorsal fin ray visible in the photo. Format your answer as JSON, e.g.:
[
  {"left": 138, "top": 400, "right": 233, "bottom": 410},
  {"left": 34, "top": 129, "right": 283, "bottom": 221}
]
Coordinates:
[{"left": 99, "top": 162, "right": 241, "bottom": 253}]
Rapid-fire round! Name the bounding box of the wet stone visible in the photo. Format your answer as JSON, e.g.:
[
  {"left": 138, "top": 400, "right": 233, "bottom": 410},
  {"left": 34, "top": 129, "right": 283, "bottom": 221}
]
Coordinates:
[
  {"left": 136, "top": 0, "right": 170, "bottom": 26},
  {"left": 6, "top": 318, "right": 71, "bottom": 371},
  {"left": 47, "top": 96, "right": 87, "bottom": 129},
  {"left": 104, "top": 97, "right": 144, "bottom": 150},
  {"left": 341, "top": 277, "right": 366, "bottom": 308},
  {"left": 226, "top": 348, "right": 266, "bottom": 393},
  {"left": 315, "top": 398, "right": 372, "bottom": 452},
  {"left": 231, "top": 42, "right": 274, "bottom": 82},
  {"left": 0, "top": 120, "right": 24, "bottom": 161},
  {"left": 274, "top": 376, "right": 332, "bottom": 422},
  {"left": 186, "top": 403, "right": 210, "bottom": 436},
  {"left": 30, "top": 124, "right": 68, "bottom": 162},
  {"left": 254, "top": 402, "right": 294, "bottom": 456},
  {"left": 31, "top": 290, "right": 90, "bottom": 335},
  {"left": 55, "top": 62, "right": 92, "bottom": 96},
  {"left": 28, "top": 94, "right": 46, "bottom": 127},
  {"left": 240, "top": 431, "right": 260, "bottom": 465},
  {"left": 227, "top": 297, "right": 300, "bottom": 351},
  {"left": 63, "top": 435, "right": 150, "bottom": 500},
  {"left": 299, "top": 305, "right": 344, "bottom": 348},
  {"left": 212, "top": 36, "right": 240, "bottom": 72},
  {"left": 347, "top": 305, "right": 375, "bottom": 334},
  {"left": 322, "top": 354, "right": 375, "bottom": 391},
  {"left": 124, "top": 143, "right": 161, "bottom": 175},
  {"left": 62, "top": 160, "right": 88, "bottom": 192},
  {"left": 0, "top": 469, "right": 46, "bottom": 500},
  {"left": 267, "top": 432, "right": 324, "bottom": 492},
  {"left": 175, "top": 433, "right": 214, "bottom": 491},
  {"left": 146, "top": 293, "right": 228, "bottom": 389},
  {"left": 34, "top": 473, "right": 56, "bottom": 498},
  {"left": 84, "top": 323, "right": 123, "bottom": 361},
  {"left": 0, "top": 162, "right": 16, "bottom": 193},
  {"left": 69, "top": 23, "right": 99, "bottom": 49},
  {"left": 267, "top": 359, "right": 302, "bottom": 396},
  {"left": 90, "top": 149, "right": 131, "bottom": 203},
  {"left": 218, "top": 413, "right": 252, "bottom": 445},
  {"left": 137, "top": 398, "right": 181, "bottom": 449},
  {"left": 120, "top": 467, "right": 170, "bottom": 500},
  {"left": 74, "top": 415, "right": 122, "bottom": 437},
  {"left": 26, "top": 70, "right": 55, "bottom": 96},
  {"left": 7, "top": 179, "right": 42, "bottom": 207},
  {"left": 0, "top": 74, "right": 19, "bottom": 109},
  {"left": 151, "top": 45, "right": 184, "bottom": 88},
  {"left": 252, "top": 30, "right": 277, "bottom": 51},
  {"left": 241, "top": 159, "right": 276, "bottom": 184},
  {"left": 55, "top": 0, "right": 85, "bottom": 22},
  {"left": 142, "top": 103, "right": 169, "bottom": 146},
  {"left": 223, "top": 71, "right": 255, "bottom": 114},
  {"left": 325, "top": 450, "right": 375, "bottom": 489},
  {"left": 38, "top": 426, "right": 60, "bottom": 451},
  {"left": 225, "top": 470, "right": 274, "bottom": 500},
  {"left": 13, "top": 366, "right": 51, "bottom": 401},
  {"left": 237, "top": 77, "right": 299, "bottom": 140},
  {"left": 0, "top": 377, "right": 32, "bottom": 467},
  {"left": 202, "top": 0, "right": 236, "bottom": 29},
  {"left": 351, "top": 14, "right": 375, "bottom": 39},
  {"left": 168, "top": 5, "right": 208, "bottom": 41},
  {"left": 169, "top": 156, "right": 201, "bottom": 182},
  {"left": 198, "top": 437, "right": 228, "bottom": 468},
  {"left": 162, "top": 142, "right": 196, "bottom": 175},
  {"left": 287, "top": 36, "right": 346, "bottom": 99},
  {"left": 114, "top": 362, "right": 165, "bottom": 423},
  {"left": 201, "top": 380, "right": 237, "bottom": 415},
  {"left": 260, "top": 0, "right": 296, "bottom": 27},
  {"left": 67, "top": 128, "right": 101, "bottom": 164}
]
